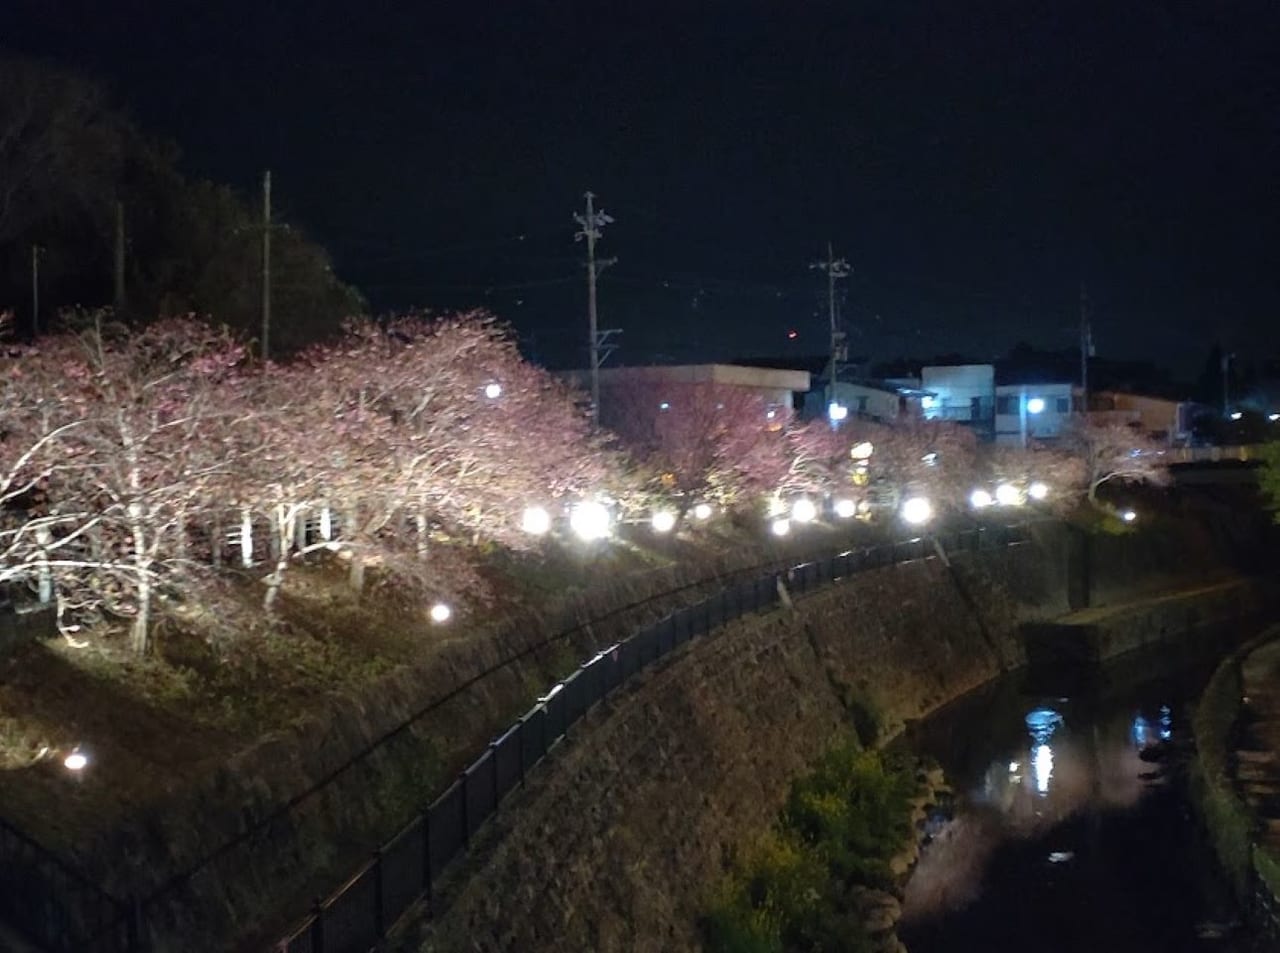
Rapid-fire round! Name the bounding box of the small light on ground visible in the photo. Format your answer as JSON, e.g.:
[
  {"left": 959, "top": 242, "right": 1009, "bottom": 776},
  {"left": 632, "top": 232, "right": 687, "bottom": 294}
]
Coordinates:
[
  {"left": 833, "top": 498, "right": 857, "bottom": 519},
  {"left": 692, "top": 503, "right": 713, "bottom": 521},
  {"left": 970, "top": 488, "right": 994, "bottom": 509},
  {"left": 851, "top": 441, "right": 874, "bottom": 460},
  {"left": 1028, "top": 481, "right": 1049, "bottom": 501},
  {"left": 483, "top": 382, "right": 502, "bottom": 399},
  {"left": 651, "top": 509, "right": 677, "bottom": 533},
  {"left": 429, "top": 603, "right": 452, "bottom": 623},
  {"left": 791, "top": 498, "right": 817, "bottom": 523},
  {"left": 1122, "top": 510, "right": 1138, "bottom": 523},
  {"left": 570, "top": 501, "right": 612, "bottom": 540},
  {"left": 901, "top": 496, "right": 932, "bottom": 525},
  {"left": 1230, "top": 411, "right": 1243, "bottom": 421},
  {"left": 64, "top": 749, "right": 88, "bottom": 773},
  {"left": 995, "top": 483, "right": 1022, "bottom": 506},
  {"left": 770, "top": 517, "right": 791, "bottom": 537},
  {"left": 521, "top": 506, "right": 552, "bottom": 536}
]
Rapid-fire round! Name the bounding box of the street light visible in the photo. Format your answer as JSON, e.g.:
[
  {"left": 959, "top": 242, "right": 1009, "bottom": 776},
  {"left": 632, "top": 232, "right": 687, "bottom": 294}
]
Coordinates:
[
  {"left": 569, "top": 501, "right": 611, "bottom": 540},
  {"left": 828, "top": 401, "right": 849, "bottom": 422},
  {"left": 1026, "top": 397, "right": 1046, "bottom": 415},
  {"left": 484, "top": 382, "right": 502, "bottom": 399},
  {"left": 1230, "top": 411, "right": 1243, "bottom": 421},
  {"left": 901, "top": 496, "right": 932, "bottom": 525},
  {"left": 651, "top": 509, "right": 677, "bottom": 533},
  {"left": 63, "top": 748, "right": 88, "bottom": 773},
  {"left": 770, "top": 517, "right": 791, "bottom": 537},
  {"left": 1028, "top": 481, "right": 1049, "bottom": 501},
  {"left": 833, "top": 498, "right": 857, "bottom": 519},
  {"left": 429, "top": 603, "right": 452, "bottom": 623},
  {"left": 970, "top": 488, "right": 994, "bottom": 509},
  {"left": 791, "top": 498, "right": 817, "bottom": 523},
  {"left": 692, "top": 502, "right": 713, "bottom": 521},
  {"left": 521, "top": 506, "right": 552, "bottom": 536},
  {"left": 1121, "top": 510, "right": 1137, "bottom": 523},
  {"left": 995, "top": 483, "right": 1023, "bottom": 506}
]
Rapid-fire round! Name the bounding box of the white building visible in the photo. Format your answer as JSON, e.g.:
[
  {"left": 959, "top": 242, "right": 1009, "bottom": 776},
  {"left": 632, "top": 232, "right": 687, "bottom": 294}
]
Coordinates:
[
  {"left": 994, "top": 383, "right": 1075, "bottom": 446},
  {"left": 921, "top": 364, "right": 995, "bottom": 431}
]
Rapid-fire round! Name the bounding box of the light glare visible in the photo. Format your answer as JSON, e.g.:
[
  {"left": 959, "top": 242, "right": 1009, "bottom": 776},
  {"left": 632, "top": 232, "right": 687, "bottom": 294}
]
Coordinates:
[
  {"left": 484, "top": 382, "right": 502, "bottom": 399},
  {"left": 1028, "top": 481, "right": 1049, "bottom": 500},
  {"left": 1122, "top": 509, "right": 1138, "bottom": 523},
  {"left": 429, "top": 603, "right": 452, "bottom": 623},
  {"left": 995, "top": 483, "right": 1022, "bottom": 506},
  {"left": 650, "top": 509, "right": 677, "bottom": 533},
  {"left": 833, "top": 498, "right": 857, "bottom": 519},
  {"left": 63, "top": 750, "right": 88, "bottom": 772},
  {"left": 1026, "top": 397, "right": 1046, "bottom": 414},
  {"left": 970, "top": 488, "right": 994, "bottom": 508},
  {"left": 570, "top": 501, "right": 612, "bottom": 540},
  {"left": 791, "top": 498, "right": 817, "bottom": 523},
  {"left": 827, "top": 401, "right": 848, "bottom": 422},
  {"left": 770, "top": 517, "right": 791, "bottom": 537},
  {"left": 693, "top": 503, "right": 713, "bottom": 521},
  {"left": 850, "top": 441, "right": 874, "bottom": 460},
  {"left": 521, "top": 506, "right": 552, "bottom": 536},
  {"left": 901, "top": 496, "right": 932, "bottom": 525}
]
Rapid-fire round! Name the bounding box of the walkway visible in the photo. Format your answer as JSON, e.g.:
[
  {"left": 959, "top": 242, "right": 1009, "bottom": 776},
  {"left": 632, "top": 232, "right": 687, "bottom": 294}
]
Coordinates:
[{"left": 1235, "top": 637, "right": 1280, "bottom": 853}]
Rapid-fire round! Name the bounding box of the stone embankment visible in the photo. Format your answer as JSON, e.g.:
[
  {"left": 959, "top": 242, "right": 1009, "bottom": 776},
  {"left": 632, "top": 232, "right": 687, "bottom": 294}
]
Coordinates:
[{"left": 391, "top": 526, "right": 1273, "bottom": 953}]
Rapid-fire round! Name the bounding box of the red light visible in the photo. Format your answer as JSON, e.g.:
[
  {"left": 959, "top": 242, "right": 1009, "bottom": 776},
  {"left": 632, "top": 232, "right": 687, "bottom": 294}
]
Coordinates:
[{"left": 787, "top": 329, "right": 798, "bottom": 340}]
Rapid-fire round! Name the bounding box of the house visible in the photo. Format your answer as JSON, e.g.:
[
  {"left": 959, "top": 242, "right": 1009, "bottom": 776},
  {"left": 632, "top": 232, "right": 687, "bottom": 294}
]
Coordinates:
[
  {"left": 921, "top": 364, "right": 995, "bottom": 436},
  {"left": 576, "top": 363, "right": 812, "bottom": 419},
  {"left": 994, "top": 382, "right": 1075, "bottom": 446},
  {"left": 812, "top": 380, "right": 932, "bottom": 423},
  {"left": 1091, "top": 391, "right": 1198, "bottom": 444}
]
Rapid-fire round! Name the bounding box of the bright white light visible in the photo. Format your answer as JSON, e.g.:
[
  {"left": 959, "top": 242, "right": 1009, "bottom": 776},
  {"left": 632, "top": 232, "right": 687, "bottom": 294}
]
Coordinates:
[
  {"left": 521, "top": 506, "right": 552, "bottom": 536},
  {"left": 692, "top": 503, "right": 713, "bottom": 521},
  {"left": 995, "top": 483, "right": 1022, "bottom": 506},
  {"left": 791, "top": 498, "right": 817, "bottom": 523},
  {"left": 970, "top": 488, "right": 994, "bottom": 509},
  {"left": 1122, "top": 509, "right": 1137, "bottom": 523},
  {"left": 483, "top": 382, "right": 502, "bottom": 399},
  {"left": 833, "top": 498, "right": 857, "bottom": 519},
  {"left": 901, "top": 496, "right": 932, "bottom": 525},
  {"left": 770, "top": 517, "right": 791, "bottom": 537},
  {"left": 1270, "top": 413, "right": 1280, "bottom": 422},
  {"left": 1028, "top": 481, "right": 1049, "bottom": 501},
  {"left": 921, "top": 451, "right": 938, "bottom": 467},
  {"left": 1026, "top": 397, "right": 1046, "bottom": 414},
  {"left": 659, "top": 401, "right": 671, "bottom": 411},
  {"left": 828, "top": 401, "right": 849, "bottom": 422},
  {"left": 63, "top": 750, "right": 88, "bottom": 772},
  {"left": 1033, "top": 744, "right": 1053, "bottom": 795},
  {"left": 766, "top": 409, "right": 777, "bottom": 419},
  {"left": 1008, "top": 761, "right": 1020, "bottom": 774},
  {"left": 851, "top": 441, "right": 874, "bottom": 460},
  {"left": 650, "top": 509, "right": 677, "bottom": 533},
  {"left": 429, "top": 603, "right": 452, "bottom": 623},
  {"left": 570, "top": 501, "right": 612, "bottom": 540},
  {"left": 921, "top": 395, "right": 936, "bottom": 409},
  {"left": 1230, "top": 411, "right": 1243, "bottom": 421}
]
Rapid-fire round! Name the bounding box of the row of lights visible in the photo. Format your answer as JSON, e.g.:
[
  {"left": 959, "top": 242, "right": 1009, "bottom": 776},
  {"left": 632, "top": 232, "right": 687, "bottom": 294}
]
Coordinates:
[
  {"left": 521, "top": 501, "right": 715, "bottom": 542},
  {"left": 970, "top": 481, "right": 1049, "bottom": 509}
]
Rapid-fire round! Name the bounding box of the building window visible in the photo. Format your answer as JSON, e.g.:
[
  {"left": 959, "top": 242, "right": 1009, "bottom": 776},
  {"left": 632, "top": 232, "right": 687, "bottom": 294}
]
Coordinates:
[
  {"left": 1056, "top": 397, "right": 1070, "bottom": 413},
  {"left": 996, "top": 395, "right": 1016, "bottom": 415}
]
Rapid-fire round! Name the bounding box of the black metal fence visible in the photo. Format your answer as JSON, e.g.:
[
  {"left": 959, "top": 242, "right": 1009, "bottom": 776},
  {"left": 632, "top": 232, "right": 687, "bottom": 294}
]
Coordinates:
[
  {"left": 0, "top": 814, "right": 138, "bottom": 953},
  {"left": 271, "top": 523, "right": 1030, "bottom": 953}
]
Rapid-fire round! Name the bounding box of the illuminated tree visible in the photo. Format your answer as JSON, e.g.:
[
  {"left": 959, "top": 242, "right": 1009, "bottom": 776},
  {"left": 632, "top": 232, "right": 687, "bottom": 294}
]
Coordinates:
[{"left": 1063, "top": 419, "right": 1171, "bottom": 508}]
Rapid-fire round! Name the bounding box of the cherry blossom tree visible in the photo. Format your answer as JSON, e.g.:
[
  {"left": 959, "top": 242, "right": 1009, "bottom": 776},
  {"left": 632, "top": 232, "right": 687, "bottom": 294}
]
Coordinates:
[{"left": 1062, "top": 418, "right": 1171, "bottom": 508}]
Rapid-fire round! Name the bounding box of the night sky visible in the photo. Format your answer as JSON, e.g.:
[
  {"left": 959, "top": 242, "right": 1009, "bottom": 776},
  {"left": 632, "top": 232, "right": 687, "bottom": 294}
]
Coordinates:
[{"left": 3, "top": 1, "right": 1278, "bottom": 375}]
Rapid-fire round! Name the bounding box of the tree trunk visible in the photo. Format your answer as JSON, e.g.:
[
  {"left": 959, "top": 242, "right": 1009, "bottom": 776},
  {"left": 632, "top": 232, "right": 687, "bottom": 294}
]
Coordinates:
[
  {"left": 34, "top": 525, "right": 53, "bottom": 604},
  {"left": 345, "top": 505, "right": 365, "bottom": 596},
  {"left": 263, "top": 503, "right": 296, "bottom": 613},
  {"left": 415, "top": 506, "right": 428, "bottom": 559}
]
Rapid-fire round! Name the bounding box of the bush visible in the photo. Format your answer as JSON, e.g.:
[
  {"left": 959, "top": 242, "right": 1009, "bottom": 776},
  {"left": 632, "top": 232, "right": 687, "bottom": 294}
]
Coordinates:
[{"left": 704, "top": 741, "right": 918, "bottom": 953}]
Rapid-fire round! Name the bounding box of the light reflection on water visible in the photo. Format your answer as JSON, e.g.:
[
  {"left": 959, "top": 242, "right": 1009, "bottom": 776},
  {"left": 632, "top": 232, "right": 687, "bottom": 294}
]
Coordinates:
[{"left": 898, "top": 641, "right": 1257, "bottom": 953}]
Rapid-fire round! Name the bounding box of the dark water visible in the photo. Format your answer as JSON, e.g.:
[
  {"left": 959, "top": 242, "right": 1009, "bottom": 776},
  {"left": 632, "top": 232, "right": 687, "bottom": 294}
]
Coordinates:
[{"left": 898, "top": 635, "right": 1266, "bottom": 953}]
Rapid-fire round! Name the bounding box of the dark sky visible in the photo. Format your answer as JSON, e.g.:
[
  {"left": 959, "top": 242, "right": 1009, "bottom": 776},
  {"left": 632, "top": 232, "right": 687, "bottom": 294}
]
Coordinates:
[{"left": 3, "top": 0, "right": 1278, "bottom": 375}]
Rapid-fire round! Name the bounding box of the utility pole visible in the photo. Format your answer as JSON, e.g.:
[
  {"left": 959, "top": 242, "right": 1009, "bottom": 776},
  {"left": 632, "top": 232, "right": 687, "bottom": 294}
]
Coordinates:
[
  {"left": 113, "top": 200, "right": 126, "bottom": 312},
  {"left": 261, "top": 170, "right": 272, "bottom": 362},
  {"left": 1079, "top": 282, "right": 1093, "bottom": 413},
  {"left": 573, "top": 191, "right": 615, "bottom": 423},
  {"left": 30, "top": 245, "right": 40, "bottom": 337},
  {"left": 1222, "top": 351, "right": 1234, "bottom": 417},
  {"left": 810, "top": 243, "right": 850, "bottom": 407}
]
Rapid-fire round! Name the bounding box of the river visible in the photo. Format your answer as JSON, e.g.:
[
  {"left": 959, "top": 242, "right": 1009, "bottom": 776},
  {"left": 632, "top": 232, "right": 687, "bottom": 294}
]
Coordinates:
[{"left": 898, "top": 633, "right": 1267, "bottom": 953}]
